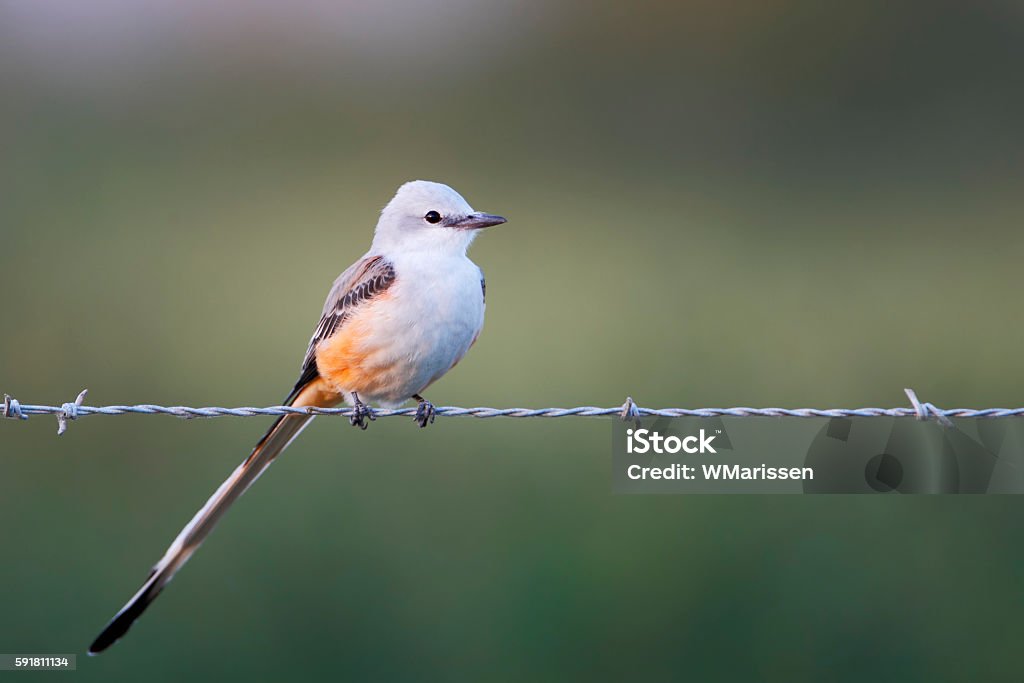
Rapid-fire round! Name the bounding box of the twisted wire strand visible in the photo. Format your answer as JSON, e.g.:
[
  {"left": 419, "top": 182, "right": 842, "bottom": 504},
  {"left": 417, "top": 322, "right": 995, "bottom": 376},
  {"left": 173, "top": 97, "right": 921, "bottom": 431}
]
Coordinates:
[
  {"left": 3, "top": 388, "right": 1023, "bottom": 435},
  {"left": 11, "top": 405, "right": 1024, "bottom": 419}
]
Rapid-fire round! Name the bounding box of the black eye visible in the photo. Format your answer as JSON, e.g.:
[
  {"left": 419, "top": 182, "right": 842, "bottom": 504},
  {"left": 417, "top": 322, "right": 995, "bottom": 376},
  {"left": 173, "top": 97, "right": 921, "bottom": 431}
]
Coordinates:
[{"left": 424, "top": 210, "right": 442, "bottom": 224}]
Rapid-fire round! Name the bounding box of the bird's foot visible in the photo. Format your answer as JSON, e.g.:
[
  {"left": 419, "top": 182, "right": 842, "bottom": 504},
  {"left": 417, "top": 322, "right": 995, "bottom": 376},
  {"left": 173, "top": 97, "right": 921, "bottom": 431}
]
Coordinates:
[
  {"left": 413, "top": 394, "right": 436, "bottom": 428},
  {"left": 349, "top": 393, "right": 375, "bottom": 430}
]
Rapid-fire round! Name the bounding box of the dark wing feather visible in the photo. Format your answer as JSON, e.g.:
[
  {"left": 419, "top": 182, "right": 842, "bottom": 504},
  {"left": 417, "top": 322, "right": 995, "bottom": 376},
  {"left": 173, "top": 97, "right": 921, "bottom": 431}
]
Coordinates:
[{"left": 284, "top": 255, "right": 396, "bottom": 403}]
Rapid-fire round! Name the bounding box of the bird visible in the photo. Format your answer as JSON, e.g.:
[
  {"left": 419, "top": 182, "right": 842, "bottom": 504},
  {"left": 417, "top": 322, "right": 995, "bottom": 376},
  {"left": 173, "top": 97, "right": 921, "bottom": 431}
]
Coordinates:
[{"left": 88, "top": 180, "right": 506, "bottom": 654}]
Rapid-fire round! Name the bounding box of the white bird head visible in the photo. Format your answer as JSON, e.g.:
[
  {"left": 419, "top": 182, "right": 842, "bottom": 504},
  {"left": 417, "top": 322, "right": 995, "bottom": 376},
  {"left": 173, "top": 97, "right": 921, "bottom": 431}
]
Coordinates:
[{"left": 371, "top": 180, "right": 506, "bottom": 254}]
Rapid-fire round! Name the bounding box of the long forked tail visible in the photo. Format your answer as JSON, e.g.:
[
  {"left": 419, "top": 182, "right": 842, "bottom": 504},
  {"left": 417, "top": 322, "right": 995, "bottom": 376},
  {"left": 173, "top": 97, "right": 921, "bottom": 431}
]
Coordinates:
[{"left": 88, "top": 379, "right": 337, "bottom": 654}]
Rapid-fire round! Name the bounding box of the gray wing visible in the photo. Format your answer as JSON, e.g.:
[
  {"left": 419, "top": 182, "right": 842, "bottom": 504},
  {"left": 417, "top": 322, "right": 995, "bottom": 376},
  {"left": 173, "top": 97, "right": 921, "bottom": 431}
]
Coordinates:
[{"left": 285, "top": 254, "right": 396, "bottom": 402}]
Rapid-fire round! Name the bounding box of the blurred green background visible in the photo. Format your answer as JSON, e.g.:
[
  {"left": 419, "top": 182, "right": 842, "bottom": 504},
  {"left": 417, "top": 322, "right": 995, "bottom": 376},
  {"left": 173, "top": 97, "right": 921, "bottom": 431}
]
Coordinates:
[{"left": 2, "top": 0, "right": 1023, "bottom": 680}]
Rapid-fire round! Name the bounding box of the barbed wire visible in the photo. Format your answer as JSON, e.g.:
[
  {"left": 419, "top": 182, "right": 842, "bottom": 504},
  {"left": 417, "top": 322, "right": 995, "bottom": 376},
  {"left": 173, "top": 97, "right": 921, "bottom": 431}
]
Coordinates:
[{"left": 3, "top": 389, "right": 1021, "bottom": 435}]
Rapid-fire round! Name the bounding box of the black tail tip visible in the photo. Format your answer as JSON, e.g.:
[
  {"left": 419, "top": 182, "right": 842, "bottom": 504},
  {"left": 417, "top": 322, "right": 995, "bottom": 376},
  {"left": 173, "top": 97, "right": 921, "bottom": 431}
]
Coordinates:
[
  {"left": 89, "top": 572, "right": 165, "bottom": 655},
  {"left": 87, "top": 629, "right": 119, "bottom": 655},
  {"left": 86, "top": 610, "right": 136, "bottom": 655}
]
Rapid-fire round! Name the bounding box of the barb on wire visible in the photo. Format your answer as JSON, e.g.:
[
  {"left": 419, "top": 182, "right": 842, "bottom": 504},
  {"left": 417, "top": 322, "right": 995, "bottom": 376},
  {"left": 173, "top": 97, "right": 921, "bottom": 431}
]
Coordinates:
[
  {"left": 3, "top": 394, "right": 26, "bottom": 421},
  {"left": 2, "top": 387, "right": 1023, "bottom": 435},
  {"left": 56, "top": 389, "right": 88, "bottom": 436},
  {"left": 619, "top": 396, "right": 640, "bottom": 421},
  {"left": 904, "top": 388, "right": 954, "bottom": 428}
]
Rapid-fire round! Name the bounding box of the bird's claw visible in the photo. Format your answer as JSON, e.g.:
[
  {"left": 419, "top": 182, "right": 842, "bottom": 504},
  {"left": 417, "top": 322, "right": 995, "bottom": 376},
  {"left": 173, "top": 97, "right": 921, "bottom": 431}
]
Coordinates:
[
  {"left": 414, "top": 399, "right": 436, "bottom": 428},
  {"left": 349, "top": 399, "right": 375, "bottom": 430}
]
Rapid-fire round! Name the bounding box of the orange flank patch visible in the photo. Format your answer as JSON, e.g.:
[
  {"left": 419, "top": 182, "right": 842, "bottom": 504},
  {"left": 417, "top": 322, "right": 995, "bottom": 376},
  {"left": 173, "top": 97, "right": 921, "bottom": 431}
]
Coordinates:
[{"left": 315, "top": 311, "right": 397, "bottom": 397}]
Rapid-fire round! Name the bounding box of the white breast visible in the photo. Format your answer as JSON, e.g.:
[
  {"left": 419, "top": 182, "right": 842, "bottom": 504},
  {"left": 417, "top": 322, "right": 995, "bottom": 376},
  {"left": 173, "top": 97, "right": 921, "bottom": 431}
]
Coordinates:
[{"left": 357, "top": 251, "right": 485, "bottom": 407}]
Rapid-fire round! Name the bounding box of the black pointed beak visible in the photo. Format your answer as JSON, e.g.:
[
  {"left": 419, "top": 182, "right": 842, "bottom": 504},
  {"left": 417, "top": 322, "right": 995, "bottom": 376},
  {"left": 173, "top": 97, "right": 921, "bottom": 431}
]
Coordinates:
[{"left": 450, "top": 212, "right": 507, "bottom": 230}]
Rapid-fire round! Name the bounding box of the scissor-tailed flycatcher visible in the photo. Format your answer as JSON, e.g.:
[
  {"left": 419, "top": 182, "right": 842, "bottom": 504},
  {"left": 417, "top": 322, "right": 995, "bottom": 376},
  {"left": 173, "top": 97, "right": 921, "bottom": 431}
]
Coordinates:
[{"left": 88, "top": 180, "right": 506, "bottom": 653}]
